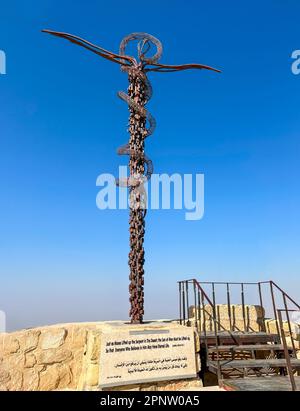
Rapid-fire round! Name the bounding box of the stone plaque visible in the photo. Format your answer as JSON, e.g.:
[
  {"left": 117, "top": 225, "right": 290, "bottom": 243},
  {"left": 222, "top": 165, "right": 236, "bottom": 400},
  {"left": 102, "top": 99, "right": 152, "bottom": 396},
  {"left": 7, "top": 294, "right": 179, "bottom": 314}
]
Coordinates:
[{"left": 98, "top": 325, "right": 197, "bottom": 388}]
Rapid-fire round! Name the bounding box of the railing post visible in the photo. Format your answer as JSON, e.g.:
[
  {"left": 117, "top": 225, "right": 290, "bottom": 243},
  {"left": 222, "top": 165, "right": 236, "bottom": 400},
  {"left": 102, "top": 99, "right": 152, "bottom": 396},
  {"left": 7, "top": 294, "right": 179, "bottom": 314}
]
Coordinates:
[
  {"left": 258, "top": 283, "right": 266, "bottom": 332},
  {"left": 212, "top": 292, "right": 221, "bottom": 384},
  {"left": 197, "top": 289, "right": 202, "bottom": 334},
  {"left": 182, "top": 284, "right": 186, "bottom": 326},
  {"left": 193, "top": 280, "right": 198, "bottom": 332},
  {"left": 179, "top": 282, "right": 182, "bottom": 325},
  {"left": 278, "top": 310, "right": 297, "bottom": 391},
  {"left": 201, "top": 290, "right": 208, "bottom": 353},
  {"left": 283, "top": 295, "right": 297, "bottom": 358},
  {"left": 200, "top": 289, "right": 211, "bottom": 380},
  {"left": 212, "top": 283, "right": 219, "bottom": 331},
  {"left": 186, "top": 281, "right": 190, "bottom": 326},
  {"left": 226, "top": 283, "right": 233, "bottom": 331},
  {"left": 212, "top": 283, "right": 216, "bottom": 307},
  {"left": 241, "top": 283, "right": 247, "bottom": 332},
  {"left": 270, "top": 281, "right": 281, "bottom": 338}
]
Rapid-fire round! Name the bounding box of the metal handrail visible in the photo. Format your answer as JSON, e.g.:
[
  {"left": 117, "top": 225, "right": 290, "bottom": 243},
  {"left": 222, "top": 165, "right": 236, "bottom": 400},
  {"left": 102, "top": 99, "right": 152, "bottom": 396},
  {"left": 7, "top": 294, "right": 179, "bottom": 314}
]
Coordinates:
[
  {"left": 277, "top": 309, "right": 299, "bottom": 391},
  {"left": 193, "top": 280, "right": 240, "bottom": 344},
  {"left": 181, "top": 279, "right": 269, "bottom": 334},
  {"left": 178, "top": 279, "right": 243, "bottom": 383},
  {"left": 181, "top": 279, "right": 300, "bottom": 334},
  {"left": 178, "top": 278, "right": 300, "bottom": 385},
  {"left": 271, "top": 281, "right": 300, "bottom": 310},
  {"left": 179, "top": 279, "right": 240, "bottom": 340}
]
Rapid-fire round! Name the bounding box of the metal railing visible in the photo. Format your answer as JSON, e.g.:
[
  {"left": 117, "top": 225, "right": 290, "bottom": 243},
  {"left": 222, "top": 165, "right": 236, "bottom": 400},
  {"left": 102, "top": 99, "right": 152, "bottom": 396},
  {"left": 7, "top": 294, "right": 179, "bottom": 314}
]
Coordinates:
[
  {"left": 179, "top": 279, "right": 300, "bottom": 334},
  {"left": 178, "top": 278, "right": 300, "bottom": 386},
  {"left": 178, "top": 279, "right": 241, "bottom": 382},
  {"left": 277, "top": 309, "right": 300, "bottom": 391}
]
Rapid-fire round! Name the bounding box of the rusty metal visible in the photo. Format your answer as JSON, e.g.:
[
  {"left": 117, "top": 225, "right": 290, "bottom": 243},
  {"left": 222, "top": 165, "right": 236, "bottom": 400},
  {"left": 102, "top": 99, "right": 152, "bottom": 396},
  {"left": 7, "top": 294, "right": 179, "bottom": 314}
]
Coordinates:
[
  {"left": 182, "top": 285, "right": 186, "bottom": 326},
  {"left": 278, "top": 309, "right": 297, "bottom": 391},
  {"left": 283, "top": 294, "right": 297, "bottom": 357},
  {"left": 241, "top": 283, "right": 247, "bottom": 332},
  {"left": 42, "top": 29, "right": 220, "bottom": 323},
  {"left": 258, "top": 282, "right": 266, "bottom": 332},
  {"left": 271, "top": 280, "right": 300, "bottom": 309},
  {"left": 197, "top": 288, "right": 201, "bottom": 333},
  {"left": 178, "top": 278, "right": 300, "bottom": 343},
  {"left": 270, "top": 281, "right": 281, "bottom": 338},
  {"left": 193, "top": 281, "right": 198, "bottom": 332},
  {"left": 179, "top": 282, "right": 182, "bottom": 325},
  {"left": 180, "top": 278, "right": 300, "bottom": 386},
  {"left": 226, "top": 283, "right": 233, "bottom": 331}
]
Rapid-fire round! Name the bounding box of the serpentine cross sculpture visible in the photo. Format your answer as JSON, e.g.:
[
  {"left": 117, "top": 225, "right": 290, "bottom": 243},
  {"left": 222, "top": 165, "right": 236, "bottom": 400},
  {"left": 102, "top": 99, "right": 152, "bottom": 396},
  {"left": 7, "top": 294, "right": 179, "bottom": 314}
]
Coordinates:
[{"left": 42, "top": 30, "right": 220, "bottom": 324}]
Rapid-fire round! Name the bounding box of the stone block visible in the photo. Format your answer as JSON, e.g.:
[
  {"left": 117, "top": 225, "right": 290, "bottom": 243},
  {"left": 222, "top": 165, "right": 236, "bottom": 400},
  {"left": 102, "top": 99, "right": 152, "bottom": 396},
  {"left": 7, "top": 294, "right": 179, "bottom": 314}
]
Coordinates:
[
  {"left": 3, "top": 337, "right": 20, "bottom": 355},
  {"left": 57, "top": 364, "right": 72, "bottom": 388},
  {"left": 37, "top": 348, "right": 73, "bottom": 365},
  {"left": 86, "top": 363, "right": 99, "bottom": 387},
  {"left": 0, "top": 370, "right": 11, "bottom": 385},
  {"left": 189, "top": 304, "right": 265, "bottom": 332},
  {"left": 40, "top": 328, "right": 67, "bottom": 350},
  {"left": 25, "top": 352, "right": 36, "bottom": 368},
  {"left": 23, "top": 368, "right": 39, "bottom": 391},
  {"left": 17, "top": 330, "right": 41, "bottom": 353},
  {"left": 39, "top": 366, "right": 60, "bottom": 391},
  {"left": 7, "top": 370, "right": 23, "bottom": 391}
]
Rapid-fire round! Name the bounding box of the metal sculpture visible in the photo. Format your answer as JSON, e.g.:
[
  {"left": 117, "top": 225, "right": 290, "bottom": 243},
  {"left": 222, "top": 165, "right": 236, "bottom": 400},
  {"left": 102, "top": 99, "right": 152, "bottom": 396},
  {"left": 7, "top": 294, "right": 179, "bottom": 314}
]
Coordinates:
[{"left": 42, "top": 29, "right": 220, "bottom": 323}]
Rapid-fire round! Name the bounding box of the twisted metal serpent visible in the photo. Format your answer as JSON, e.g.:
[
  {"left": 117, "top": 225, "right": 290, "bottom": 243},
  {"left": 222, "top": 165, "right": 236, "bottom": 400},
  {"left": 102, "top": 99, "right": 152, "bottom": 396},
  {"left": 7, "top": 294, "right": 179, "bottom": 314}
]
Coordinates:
[{"left": 42, "top": 29, "right": 220, "bottom": 323}]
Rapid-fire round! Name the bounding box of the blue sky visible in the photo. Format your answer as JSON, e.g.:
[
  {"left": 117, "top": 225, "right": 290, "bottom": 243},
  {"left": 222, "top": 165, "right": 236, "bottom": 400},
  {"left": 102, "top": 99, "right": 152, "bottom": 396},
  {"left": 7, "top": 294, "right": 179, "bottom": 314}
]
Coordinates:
[{"left": 0, "top": 0, "right": 299, "bottom": 331}]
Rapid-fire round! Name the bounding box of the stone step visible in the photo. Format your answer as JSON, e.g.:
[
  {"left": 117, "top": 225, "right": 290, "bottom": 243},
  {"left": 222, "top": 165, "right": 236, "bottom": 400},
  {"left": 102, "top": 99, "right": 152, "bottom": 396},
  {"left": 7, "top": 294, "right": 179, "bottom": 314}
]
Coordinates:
[
  {"left": 209, "top": 358, "right": 300, "bottom": 373},
  {"left": 200, "top": 331, "right": 280, "bottom": 346},
  {"left": 221, "top": 376, "right": 300, "bottom": 391},
  {"left": 208, "top": 344, "right": 291, "bottom": 352}
]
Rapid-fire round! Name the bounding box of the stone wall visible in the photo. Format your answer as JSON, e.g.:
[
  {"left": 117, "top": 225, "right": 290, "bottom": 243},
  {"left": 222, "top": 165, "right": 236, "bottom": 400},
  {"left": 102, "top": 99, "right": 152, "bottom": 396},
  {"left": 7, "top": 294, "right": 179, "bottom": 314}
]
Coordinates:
[
  {"left": 0, "top": 321, "right": 202, "bottom": 391},
  {"left": 265, "top": 319, "right": 300, "bottom": 357},
  {"left": 2, "top": 311, "right": 299, "bottom": 391},
  {"left": 188, "top": 304, "right": 265, "bottom": 332},
  {"left": 0, "top": 322, "right": 95, "bottom": 391}
]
